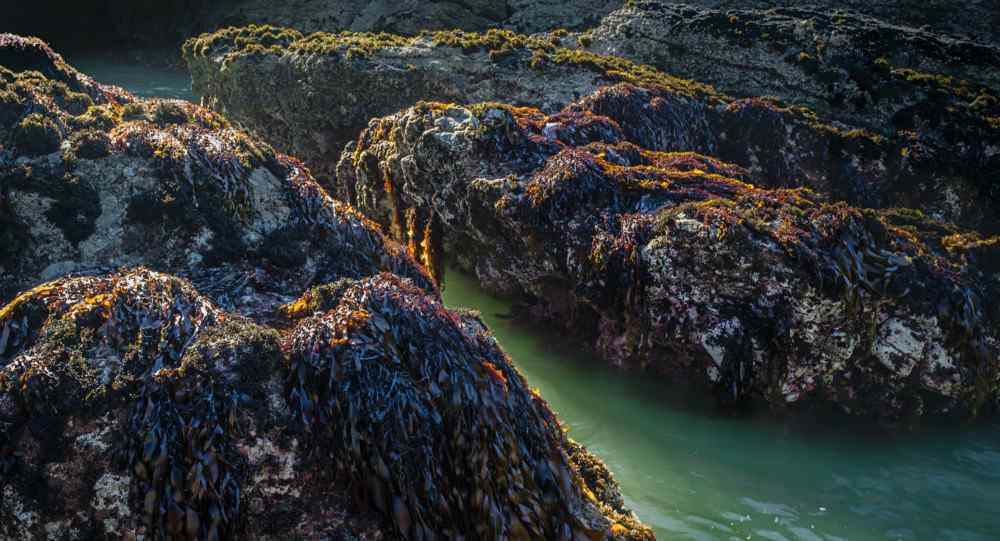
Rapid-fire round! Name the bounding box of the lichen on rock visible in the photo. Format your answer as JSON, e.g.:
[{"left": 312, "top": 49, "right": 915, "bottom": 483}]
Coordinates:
[{"left": 339, "top": 98, "right": 1000, "bottom": 422}]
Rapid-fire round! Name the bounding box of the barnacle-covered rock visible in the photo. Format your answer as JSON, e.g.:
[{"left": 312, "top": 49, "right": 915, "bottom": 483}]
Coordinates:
[
  {"left": 0, "top": 33, "right": 430, "bottom": 308},
  {"left": 338, "top": 99, "right": 1000, "bottom": 422},
  {"left": 184, "top": 27, "right": 999, "bottom": 234},
  {"left": 0, "top": 268, "right": 653, "bottom": 540}
]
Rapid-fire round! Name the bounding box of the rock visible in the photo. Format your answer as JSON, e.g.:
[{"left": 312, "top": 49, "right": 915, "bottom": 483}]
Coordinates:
[
  {"left": 0, "top": 35, "right": 653, "bottom": 540},
  {"left": 185, "top": 27, "right": 1000, "bottom": 234},
  {"left": 0, "top": 33, "right": 430, "bottom": 309},
  {"left": 183, "top": 25, "right": 722, "bottom": 184},
  {"left": 672, "top": 0, "right": 1000, "bottom": 46},
  {"left": 337, "top": 98, "right": 1000, "bottom": 422},
  {"left": 583, "top": 1, "right": 1000, "bottom": 139},
  {"left": 7, "top": 0, "right": 624, "bottom": 65},
  {"left": 0, "top": 268, "right": 652, "bottom": 540}
]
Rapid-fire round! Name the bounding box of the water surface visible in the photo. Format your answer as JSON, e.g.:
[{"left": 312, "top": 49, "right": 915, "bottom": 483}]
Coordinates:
[
  {"left": 442, "top": 269, "right": 1000, "bottom": 541},
  {"left": 78, "top": 56, "right": 1000, "bottom": 541}
]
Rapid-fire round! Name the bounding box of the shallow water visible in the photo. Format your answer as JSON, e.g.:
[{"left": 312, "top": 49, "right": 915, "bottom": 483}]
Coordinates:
[
  {"left": 440, "top": 270, "right": 1000, "bottom": 541},
  {"left": 78, "top": 56, "right": 1000, "bottom": 541},
  {"left": 67, "top": 53, "right": 196, "bottom": 101}
]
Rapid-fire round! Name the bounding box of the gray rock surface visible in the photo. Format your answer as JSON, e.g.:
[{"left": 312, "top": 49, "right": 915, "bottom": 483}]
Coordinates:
[{"left": 583, "top": 1, "right": 1000, "bottom": 135}]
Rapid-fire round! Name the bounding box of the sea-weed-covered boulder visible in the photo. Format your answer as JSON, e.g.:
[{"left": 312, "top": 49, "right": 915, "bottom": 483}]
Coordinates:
[
  {"left": 0, "top": 33, "right": 429, "bottom": 309},
  {"left": 182, "top": 25, "right": 723, "bottom": 183},
  {"left": 584, "top": 1, "right": 1000, "bottom": 134},
  {"left": 0, "top": 34, "right": 653, "bottom": 540},
  {"left": 0, "top": 268, "right": 652, "bottom": 539},
  {"left": 184, "top": 27, "right": 1000, "bottom": 234},
  {"left": 338, "top": 99, "right": 1000, "bottom": 422}
]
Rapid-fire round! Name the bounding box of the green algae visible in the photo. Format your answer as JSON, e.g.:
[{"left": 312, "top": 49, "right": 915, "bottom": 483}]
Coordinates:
[{"left": 12, "top": 112, "right": 61, "bottom": 155}]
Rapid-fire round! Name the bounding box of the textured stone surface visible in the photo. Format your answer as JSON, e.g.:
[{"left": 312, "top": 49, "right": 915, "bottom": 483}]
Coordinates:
[
  {"left": 0, "top": 269, "right": 651, "bottom": 540},
  {"left": 0, "top": 35, "right": 653, "bottom": 540},
  {"left": 584, "top": 1, "right": 1000, "bottom": 140},
  {"left": 676, "top": 0, "right": 1000, "bottom": 45},
  {"left": 338, "top": 96, "right": 1000, "bottom": 422},
  {"left": 7, "top": 0, "right": 624, "bottom": 64},
  {"left": 185, "top": 27, "right": 1000, "bottom": 234},
  {"left": 183, "top": 26, "right": 719, "bottom": 183},
  {"left": 0, "top": 33, "right": 430, "bottom": 309}
]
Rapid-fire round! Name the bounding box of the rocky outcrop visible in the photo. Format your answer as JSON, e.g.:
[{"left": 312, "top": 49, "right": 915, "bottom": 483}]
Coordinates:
[
  {"left": 583, "top": 1, "right": 1000, "bottom": 137},
  {"left": 338, "top": 97, "right": 1000, "bottom": 422},
  {"left": 183, "top": 26, "right": 721, "bottom": 184},
  {"left": 185, "top": 27, "right": 1000, "bottom": 234},
  {"left": 0, "top": 268, "right": 651, "bottom": 540},
  {"left": 675, "top": 0, "right": 1000, "bottom": 45},
  {"left": 0, "top": 33, "right": 429, "bottom": 308},
  {"left": 7, "top": 0, "right": 623, "bottom": 65},
  {"left": 0, "top": 35, "right": 653, "bottom": 540},
  {"left": 199, "top": 0, "right": 621, "bottom": 36}
]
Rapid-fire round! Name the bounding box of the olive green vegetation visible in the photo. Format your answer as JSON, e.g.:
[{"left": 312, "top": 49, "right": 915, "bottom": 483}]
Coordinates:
[
  {"left": 183, "top": 25, "right": 724, "bottom": 102},
  {"left": 153, "top": 100, "right": 189, "bottom": 126},
  {"left": 184, "top": 24, "right": 893, "bottom": 150},
  {"left": 65, "top": 128, "right": 111, "bottom": 160},
  {"left": 13, "top": 112, "right": 62, "bottom": 155}
]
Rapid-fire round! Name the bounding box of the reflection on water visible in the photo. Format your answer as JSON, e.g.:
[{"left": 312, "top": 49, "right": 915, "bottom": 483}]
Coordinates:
[
  {"left": 74, "top": 54, "right": 1000, "bottom": 541},
  {"left": 442, "top": 268, "right": 1000, "bottom": 541}
]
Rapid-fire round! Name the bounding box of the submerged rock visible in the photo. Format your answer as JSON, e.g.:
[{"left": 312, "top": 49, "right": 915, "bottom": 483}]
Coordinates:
[
  {"left": 0, "top": 35, "right": 653, "bottom": 540},
  {"left": 338, "top": 98, "right": 1000, "bottom": 422},
  {"left": 0, "top": 268, "right": 651, "bottom": 540},
  {"left": 184, "top": 27, "right": 999, "bottom": 233}
]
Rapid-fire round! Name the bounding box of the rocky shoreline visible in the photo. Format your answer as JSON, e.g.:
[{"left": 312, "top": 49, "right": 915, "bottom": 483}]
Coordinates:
[
  {"left": 2, "top": 0, "right": 1000, "bottom": 538},
  {"left": 339, "top": 98, "right": 999, "bottom": 420},
  {"left": 184, "top": 25, "right": 999, "bottom": 234},
  {"left": 182, "top": 22, "right": 999, "bottom": 421},
  {"left": 0, "top": 34, "right": 652, "bottom": 540}
]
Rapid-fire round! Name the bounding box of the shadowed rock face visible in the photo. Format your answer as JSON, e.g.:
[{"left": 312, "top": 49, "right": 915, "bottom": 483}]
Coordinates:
[
  {"left": 674, "top": 0, "right": 1000, "bottom": 45},
  {"left": 584, "top": 1, "right": 1000, "bottom": 141},
  {"left": 338, "top": 98, "right": 1000, "bottom": 422},
  {"left": 0, "top": 35, "right": 653, "bottom": 540},
  {"left": 184, "top": 27, "right": 999, "bottom": 234},
  {"left": 183, "top": 26, "right": 724, "bottom": 183}
]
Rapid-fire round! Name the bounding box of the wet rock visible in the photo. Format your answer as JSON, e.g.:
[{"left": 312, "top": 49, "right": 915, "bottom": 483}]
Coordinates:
[
  {"left": 185, "top": 28, "right": 999, "bottom": 233},
  {"left": 0, "top": 33, "right": 429, "bottom": 309},
  {"left": 183, "top": 25, "right": 722, "bottom": 183},
  {"left": 338, "top": 99, "right": 1000, "bottom": 422},
  {"left": 584, "top": 2, "right": 1000, "bottom": 147},
  {"left": 0, "top": 35, "right": 653, "bottom": 540},
  {"left": 0, "top": 268, "right": 652, "bottom": 540}
]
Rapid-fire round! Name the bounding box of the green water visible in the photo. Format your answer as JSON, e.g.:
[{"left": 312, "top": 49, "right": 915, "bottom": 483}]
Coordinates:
[
  {"left": 76, "top": 57, "right": 1000, "bottom": 541},
  {"left": 67, "top": 53, "right": 196, "bottom": 101}
]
